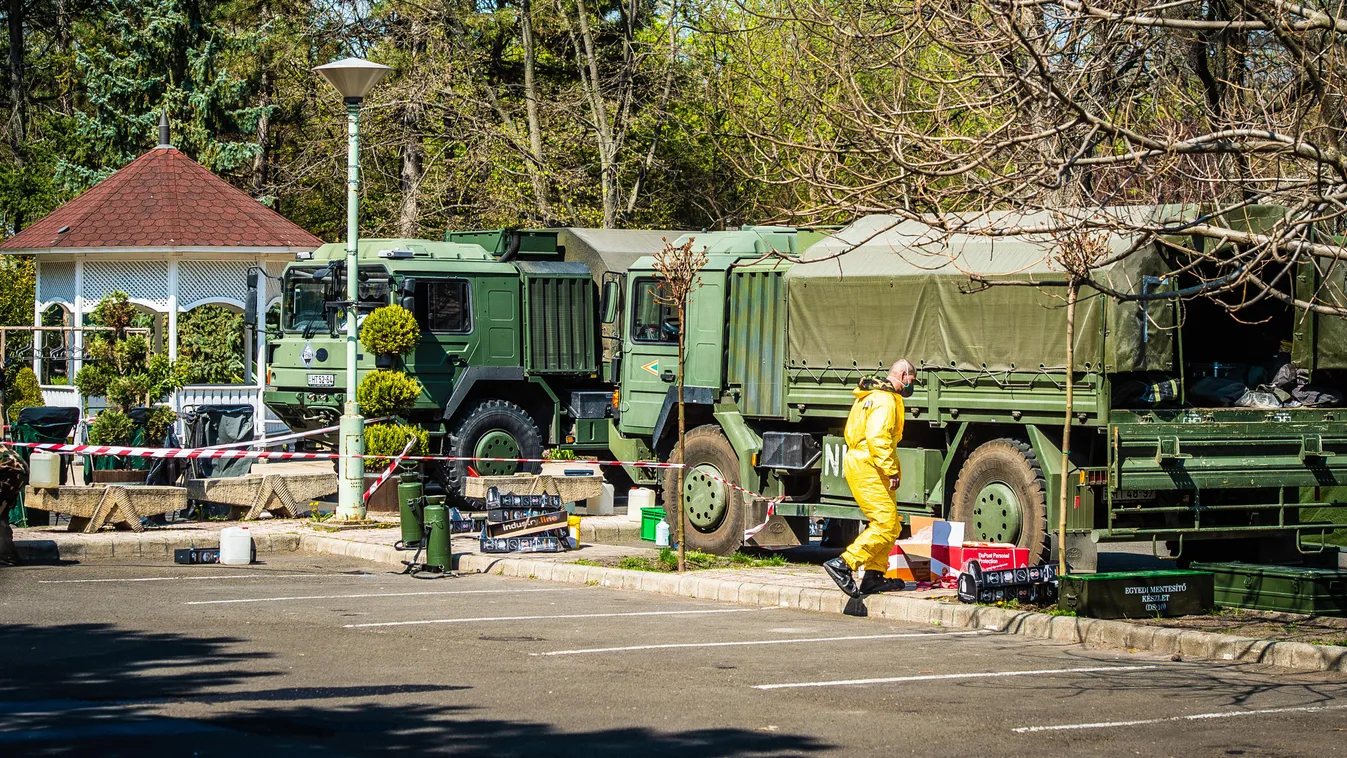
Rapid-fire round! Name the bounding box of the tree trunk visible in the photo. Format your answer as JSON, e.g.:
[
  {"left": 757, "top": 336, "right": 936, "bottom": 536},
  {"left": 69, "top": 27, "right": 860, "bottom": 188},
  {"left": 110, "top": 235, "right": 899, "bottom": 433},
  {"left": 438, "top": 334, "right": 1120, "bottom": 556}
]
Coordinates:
[
  {"left": 1058, "top": 281, "right": 1078, "bottom": 579},
  {"left": 397, "top": 123, "right": 424, "bottom": 238},
  {"left": 675, "top": 299, "right": 686, "bottom": 572},
  {"left": 520, "top": 0, "right": 551, "bottom": 223},
  {"left": 252, "top": 66, "right": 272, "bottom": 198},
  {"left": 7, "top": 0, "right": 25, "bottom": 231}
]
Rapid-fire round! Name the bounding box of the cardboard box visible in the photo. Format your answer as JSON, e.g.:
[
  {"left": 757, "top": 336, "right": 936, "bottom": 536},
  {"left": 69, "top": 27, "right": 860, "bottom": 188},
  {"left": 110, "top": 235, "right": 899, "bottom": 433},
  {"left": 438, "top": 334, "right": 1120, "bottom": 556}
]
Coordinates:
[
  {"left": 886, "top": 516, "right": 962, "bottom": 581},
  {"left": 885, "top": 544, "right": 931, "bottom": 582},
  {"left": 951, "top": 543, "right": 1030, "bottom": 573}
]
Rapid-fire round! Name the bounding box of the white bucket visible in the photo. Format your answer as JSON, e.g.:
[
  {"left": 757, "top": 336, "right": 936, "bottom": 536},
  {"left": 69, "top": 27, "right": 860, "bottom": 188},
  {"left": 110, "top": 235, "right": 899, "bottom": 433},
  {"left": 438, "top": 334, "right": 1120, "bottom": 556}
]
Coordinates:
[
  {"left": 28, "top": 452, "right": 60, "bottom": 488},
  {"left": 628, "top": 487, "right": 655, "bottom": 522},
  {"left": 585, "top": 482, "right": 616, "bottom": 516},
  {"left": 219, "top": 527, "right": 254, "bottom": 565}
]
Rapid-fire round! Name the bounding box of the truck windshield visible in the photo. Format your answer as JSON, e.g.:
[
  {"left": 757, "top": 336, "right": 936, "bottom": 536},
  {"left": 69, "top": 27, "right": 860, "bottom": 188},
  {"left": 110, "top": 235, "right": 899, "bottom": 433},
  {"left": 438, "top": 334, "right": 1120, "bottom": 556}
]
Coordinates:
[
  {"left": 285, "top": 270, "right": 327, "bottom": 332},
  {"left": 282, "top": 266, "right": 391, "bottom": 333}
]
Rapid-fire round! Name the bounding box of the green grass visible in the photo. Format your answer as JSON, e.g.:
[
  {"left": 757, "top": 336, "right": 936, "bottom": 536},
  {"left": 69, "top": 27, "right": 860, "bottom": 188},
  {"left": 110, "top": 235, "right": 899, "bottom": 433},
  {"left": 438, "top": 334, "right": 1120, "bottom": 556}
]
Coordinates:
[
  {"left": 572, "top": 558, "right": 602, "bottom": 567},
  {"left": 1044, "top": 608, "right": 1078, "bottom": 617},
  {"left": 608, "top": 548, "right": 794, "bottom": 572}
]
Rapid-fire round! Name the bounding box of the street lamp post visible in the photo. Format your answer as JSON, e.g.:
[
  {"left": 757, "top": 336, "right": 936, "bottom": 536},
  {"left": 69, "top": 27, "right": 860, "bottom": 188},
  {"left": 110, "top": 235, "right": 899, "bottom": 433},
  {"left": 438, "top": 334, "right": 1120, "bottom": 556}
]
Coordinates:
[{"left": 315, "top": 56, "right": 391, "bottom": 520}]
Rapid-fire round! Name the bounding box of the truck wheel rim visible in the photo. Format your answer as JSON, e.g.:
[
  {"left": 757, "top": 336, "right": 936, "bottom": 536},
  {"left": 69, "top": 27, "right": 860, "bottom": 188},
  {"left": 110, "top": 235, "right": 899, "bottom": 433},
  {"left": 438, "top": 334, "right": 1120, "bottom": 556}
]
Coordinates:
[
  {"left": 972, "top": 481, "right": 1021, "bottom": 544},
  {"left": 684, "top": 463, "right": 728, "bottom": 531},
  {"left": 474, "top": 431, "right": 520, "bottom": 476}
]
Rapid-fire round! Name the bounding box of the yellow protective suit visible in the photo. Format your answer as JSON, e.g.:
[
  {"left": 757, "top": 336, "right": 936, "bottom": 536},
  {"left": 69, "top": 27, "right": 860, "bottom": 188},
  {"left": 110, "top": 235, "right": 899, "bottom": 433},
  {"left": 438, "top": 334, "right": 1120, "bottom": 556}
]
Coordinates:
[{"left": 840, "top": 380, "right": 905, "bottom": 572}]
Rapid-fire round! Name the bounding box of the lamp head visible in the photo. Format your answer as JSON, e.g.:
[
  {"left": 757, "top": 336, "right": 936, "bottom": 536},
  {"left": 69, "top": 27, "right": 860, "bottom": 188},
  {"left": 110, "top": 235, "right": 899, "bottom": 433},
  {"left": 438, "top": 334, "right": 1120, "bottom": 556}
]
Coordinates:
[{"left": 314, "top": 57, "right": 392, "bottom": 100}]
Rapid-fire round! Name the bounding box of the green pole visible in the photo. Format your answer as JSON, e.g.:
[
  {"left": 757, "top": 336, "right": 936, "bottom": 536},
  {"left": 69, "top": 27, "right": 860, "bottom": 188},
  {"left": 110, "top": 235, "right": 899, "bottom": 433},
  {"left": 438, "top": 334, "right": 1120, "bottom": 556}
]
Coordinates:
[{"left": 337, "top": 98, "right": 365, "bottom": 519}]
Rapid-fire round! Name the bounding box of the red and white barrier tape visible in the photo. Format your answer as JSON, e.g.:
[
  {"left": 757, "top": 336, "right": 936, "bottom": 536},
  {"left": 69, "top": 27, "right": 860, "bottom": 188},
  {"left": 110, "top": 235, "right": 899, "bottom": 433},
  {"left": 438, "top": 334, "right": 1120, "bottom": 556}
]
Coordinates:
[
  {"left": 363, "top": 438, "right": 417, "bottom": 503},
  {"left": 9, "top": 438, "right": 790, "bottom": 538}
]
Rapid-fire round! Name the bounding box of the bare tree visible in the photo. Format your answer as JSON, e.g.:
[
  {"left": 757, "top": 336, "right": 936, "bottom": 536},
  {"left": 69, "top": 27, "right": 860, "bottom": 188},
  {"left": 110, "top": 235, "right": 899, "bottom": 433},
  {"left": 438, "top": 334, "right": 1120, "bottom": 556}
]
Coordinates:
[
  {"left": 715, "top": 0, "right": 1347, "bottom": 316},
  {"left": 653, "top": 236, "right": 707, "bottom": 572}
]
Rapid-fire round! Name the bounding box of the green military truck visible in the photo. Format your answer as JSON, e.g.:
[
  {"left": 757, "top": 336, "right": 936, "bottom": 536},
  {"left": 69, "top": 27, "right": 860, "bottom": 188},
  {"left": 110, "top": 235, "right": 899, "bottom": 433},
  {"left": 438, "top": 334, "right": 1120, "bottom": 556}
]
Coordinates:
[
  {"left": 260, "top": 228, "right": 675, "bottom": 496},
  {"left": 607, "top": 210, "right": 1347, "bottom": 568}
]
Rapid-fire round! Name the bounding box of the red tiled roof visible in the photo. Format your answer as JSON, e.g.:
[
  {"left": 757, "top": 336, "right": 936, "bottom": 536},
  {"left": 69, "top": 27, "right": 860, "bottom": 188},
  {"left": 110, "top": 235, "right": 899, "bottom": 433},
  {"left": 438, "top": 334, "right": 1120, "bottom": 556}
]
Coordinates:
[{"left": 1, "top": 147, "right": 324, "bottom": 250}]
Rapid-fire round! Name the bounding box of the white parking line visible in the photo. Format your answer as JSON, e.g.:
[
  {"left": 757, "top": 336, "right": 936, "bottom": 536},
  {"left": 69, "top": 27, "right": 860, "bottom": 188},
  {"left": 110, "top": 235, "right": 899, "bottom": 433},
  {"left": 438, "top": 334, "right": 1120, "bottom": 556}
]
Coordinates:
[
  {"left": 534, "top": 631, "right": 982, "bottom": 656},
  {"left": 39, "top": 573, "right": 364, "bottom": 584},
  {"left": 185, "top": 588, "right": 578, "bottom": 605},
  {"left": 346, "top": 607, "right": 767, "bottom": 628},
  {"left": 753, "top": 664, "right": 1159, "bottom": 690},
  {"left": 1013, "top": 702, "right": 1347, "bottom": 733}
]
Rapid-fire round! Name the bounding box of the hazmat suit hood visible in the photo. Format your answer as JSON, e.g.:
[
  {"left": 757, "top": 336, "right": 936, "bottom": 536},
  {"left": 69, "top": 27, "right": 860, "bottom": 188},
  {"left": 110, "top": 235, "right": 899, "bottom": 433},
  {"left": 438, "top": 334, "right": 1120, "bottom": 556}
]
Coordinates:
[{"left": 855, "top": 377, "right": 901, "bottom": 398}]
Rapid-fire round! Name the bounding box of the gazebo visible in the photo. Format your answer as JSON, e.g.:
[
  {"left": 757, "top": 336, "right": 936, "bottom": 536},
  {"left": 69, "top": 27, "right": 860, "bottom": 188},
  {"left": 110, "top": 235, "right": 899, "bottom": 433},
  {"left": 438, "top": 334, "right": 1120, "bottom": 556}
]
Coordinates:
[{"left": 0, "top": 121, "right": 322, "bottom": 437}]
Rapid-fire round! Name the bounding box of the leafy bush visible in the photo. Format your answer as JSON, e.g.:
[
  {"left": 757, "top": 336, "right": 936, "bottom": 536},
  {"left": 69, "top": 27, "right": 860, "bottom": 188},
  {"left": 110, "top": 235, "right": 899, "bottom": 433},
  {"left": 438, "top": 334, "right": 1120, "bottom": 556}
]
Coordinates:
[
  {"left": 178, "top": 305, "right": 245, "bottom": 384},
  {"left": 356, "top": 370, "right": 422, "bottom": 417},
  {"left": 364, "top": 423, "right": 429, "bottom": 468},
  {"left": 88, "top": 409, "right": 136, "bottom": 446},
  {"left": 74, "top": 293, "right": 184, "bottom": 408},
  {"left": 142, "top": 406, "right": 178, "bottom": 443},
  {"left": 5, "top": 367, "right": 42, "bottom": 422},
  {"left": 360, "top": 304, "right": 420, "bottom": 357}
]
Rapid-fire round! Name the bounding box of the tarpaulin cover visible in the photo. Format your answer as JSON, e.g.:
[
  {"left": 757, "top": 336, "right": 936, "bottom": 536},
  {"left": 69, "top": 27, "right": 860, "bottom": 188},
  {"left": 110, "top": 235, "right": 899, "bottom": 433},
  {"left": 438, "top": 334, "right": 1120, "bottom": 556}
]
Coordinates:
[
  {"left": 184, "top": 405, "right": 255, "bottom": 479},
  {"left": 7, "top": 406, "right": 80, "bottom": 526},
  {"left": 788, "top": 209, "right": 1182, "bottom": 372},
  {"left": 1311, "top": 261, "right": 1347, "bottom": 369}
]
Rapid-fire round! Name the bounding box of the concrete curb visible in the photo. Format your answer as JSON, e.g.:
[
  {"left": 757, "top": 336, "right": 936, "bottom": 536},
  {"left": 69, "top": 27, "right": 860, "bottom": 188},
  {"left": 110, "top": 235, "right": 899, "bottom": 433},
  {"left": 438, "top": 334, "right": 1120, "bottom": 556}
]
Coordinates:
[
  {"left": 17, "top": 531, "right": 303, "bottom": 561},
  {"left": 18, "top": 531, "right": 1347, "bottom": 674},
  {"left": 457, "top": 554, "right": 1347, "bottom": 675}
]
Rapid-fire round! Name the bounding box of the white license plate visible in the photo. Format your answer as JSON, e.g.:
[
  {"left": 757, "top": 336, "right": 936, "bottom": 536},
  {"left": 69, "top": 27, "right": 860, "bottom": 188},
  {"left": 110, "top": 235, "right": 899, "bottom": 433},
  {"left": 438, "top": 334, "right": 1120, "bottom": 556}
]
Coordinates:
[
  {"left": 307, "top": 373, "right": 335, "bottom": 387},
  {"left": 1114, "top": 489, "right": 1156, "bottom": 502}
]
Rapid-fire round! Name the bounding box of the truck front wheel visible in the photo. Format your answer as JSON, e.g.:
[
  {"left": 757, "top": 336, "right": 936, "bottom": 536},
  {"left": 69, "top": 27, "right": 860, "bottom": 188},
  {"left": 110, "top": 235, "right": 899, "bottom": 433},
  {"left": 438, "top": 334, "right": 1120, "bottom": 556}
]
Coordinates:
[
  {"left": 950, "top": 438, "right": 1050, "bottom": 565},
  {"left": 663, "top": 426, "right": 743, "bottom": 556},
  {"left": 439, "top": 400, "right": 543, "bottom": 500}
]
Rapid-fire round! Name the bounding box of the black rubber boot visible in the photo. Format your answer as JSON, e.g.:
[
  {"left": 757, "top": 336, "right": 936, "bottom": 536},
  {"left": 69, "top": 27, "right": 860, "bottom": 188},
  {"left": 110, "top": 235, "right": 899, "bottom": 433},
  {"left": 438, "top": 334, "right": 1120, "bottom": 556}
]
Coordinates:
[
  {"left": 859, "top": 571, "right": 905, "bottom": 595},
  {"left": 823, "top": 557, "right": 860, "bottom": 597}
]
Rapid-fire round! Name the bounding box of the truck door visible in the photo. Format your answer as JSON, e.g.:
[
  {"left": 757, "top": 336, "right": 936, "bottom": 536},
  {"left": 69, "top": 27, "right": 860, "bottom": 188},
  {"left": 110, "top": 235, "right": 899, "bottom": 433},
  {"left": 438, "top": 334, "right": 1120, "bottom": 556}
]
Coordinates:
[
  {"left": 619, "top": 276, "right": 679, "bottom": 434},
  {"left": 406, "top": 277, "right": 479, "bottom": 403},
  {"left": 618, "top": 274, "right": 726, "bottom": 436}
]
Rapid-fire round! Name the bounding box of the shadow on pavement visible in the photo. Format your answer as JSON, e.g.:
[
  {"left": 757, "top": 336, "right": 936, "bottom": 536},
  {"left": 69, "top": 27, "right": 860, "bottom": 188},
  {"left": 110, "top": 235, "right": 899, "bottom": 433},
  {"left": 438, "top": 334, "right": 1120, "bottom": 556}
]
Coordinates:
[{"left": 0, "top": 623, "right": 831, "bottom": 757}]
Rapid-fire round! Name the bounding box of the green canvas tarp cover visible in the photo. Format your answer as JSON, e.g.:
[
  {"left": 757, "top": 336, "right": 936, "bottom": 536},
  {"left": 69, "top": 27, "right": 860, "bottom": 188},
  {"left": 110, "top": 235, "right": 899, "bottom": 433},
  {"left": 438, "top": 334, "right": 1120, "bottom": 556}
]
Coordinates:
[{"left": 788, "top": 210, "right": 1178, "bottom": 373}]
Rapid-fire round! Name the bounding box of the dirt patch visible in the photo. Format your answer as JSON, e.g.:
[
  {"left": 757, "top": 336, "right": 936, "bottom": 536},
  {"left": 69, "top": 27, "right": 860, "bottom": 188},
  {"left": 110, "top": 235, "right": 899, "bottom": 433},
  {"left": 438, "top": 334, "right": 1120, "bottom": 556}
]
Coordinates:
[{"left": 1133, "top": 608, "right": 1347, "bottom": 646}]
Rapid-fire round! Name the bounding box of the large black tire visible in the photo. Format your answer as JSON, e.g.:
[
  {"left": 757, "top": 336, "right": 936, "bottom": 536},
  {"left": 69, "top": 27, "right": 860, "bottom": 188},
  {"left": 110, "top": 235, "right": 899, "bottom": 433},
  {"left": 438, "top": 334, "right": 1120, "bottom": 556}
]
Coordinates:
[
  {"left": 663, "top": 426, "right": 743, "bottom": 556},
  {"left": 950, "top": 438, "right": 1050, "bottom": 565},
  {"left": 440, "top": 400, "right": 543, "bottom": 502}
]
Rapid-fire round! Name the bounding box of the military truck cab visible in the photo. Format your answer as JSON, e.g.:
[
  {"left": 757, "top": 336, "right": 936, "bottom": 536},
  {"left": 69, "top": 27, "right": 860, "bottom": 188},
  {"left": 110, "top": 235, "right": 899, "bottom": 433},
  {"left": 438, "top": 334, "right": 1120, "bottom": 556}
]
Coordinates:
[{"left": 263, "top": 229, "right": 674, "bottom": 499}]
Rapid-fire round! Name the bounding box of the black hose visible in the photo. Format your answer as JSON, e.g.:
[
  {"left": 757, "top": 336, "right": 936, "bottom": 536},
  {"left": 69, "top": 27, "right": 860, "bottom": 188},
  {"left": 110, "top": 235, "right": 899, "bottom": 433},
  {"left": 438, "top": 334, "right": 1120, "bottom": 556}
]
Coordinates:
[{"left": 497, "top": 230, "right": 522, "bottom": 262}]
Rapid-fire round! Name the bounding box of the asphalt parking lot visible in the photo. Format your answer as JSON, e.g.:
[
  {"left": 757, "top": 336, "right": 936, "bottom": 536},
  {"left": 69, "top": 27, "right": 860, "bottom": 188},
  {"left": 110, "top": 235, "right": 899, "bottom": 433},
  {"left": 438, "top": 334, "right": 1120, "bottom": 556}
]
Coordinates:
[{"left": 3, "top": 554, "right": 1347, "bottom": 757}]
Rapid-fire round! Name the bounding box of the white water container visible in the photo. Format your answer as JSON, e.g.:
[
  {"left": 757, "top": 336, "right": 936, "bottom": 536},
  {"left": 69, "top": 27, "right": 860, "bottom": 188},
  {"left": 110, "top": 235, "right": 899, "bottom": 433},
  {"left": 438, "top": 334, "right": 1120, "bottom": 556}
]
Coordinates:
[
  {"left": 628, "top": 487, "right": 655, "bottom": 522},
  {"left": 28, "top": 452, "right": 60, "bottom": 488},
  {"left": 219, "top": 527, "right": 254, "bottom": 565},
  {"left": 585, "top": 483, "right": 616, "bottom": 516},
  {"left": 655, "top": 519, "right": 671, "bottom": 547}
]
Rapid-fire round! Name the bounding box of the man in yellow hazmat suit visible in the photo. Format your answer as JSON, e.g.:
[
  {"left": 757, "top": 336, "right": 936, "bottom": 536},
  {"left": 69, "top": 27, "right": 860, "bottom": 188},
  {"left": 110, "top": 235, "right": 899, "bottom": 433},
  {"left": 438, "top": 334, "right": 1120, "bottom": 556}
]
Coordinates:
[{"left": 823, "top": 360, "right": 915, "bottom": 597}]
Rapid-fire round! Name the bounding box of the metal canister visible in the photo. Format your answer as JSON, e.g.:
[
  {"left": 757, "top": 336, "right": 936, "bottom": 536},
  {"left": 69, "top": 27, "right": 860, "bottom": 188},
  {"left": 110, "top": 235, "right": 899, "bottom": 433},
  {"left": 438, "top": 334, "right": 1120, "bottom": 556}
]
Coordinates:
[
  {"left": 398, "top": 471, "right": 424, "bottom": 548},
  {"left": 424, "top": 501, "right": 452, "bottom": 571}
]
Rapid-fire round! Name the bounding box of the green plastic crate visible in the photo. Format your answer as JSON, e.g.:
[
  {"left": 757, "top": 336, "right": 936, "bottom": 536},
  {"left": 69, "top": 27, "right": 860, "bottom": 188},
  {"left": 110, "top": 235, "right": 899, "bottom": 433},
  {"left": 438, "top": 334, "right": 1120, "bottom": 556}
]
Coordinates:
[
  {"left": 640, "top": 507, "right": 664, "bottom": 542},
  {"left": 1059, "top": 570, "right": 1213, "bottom": 619},
  {"left": 1190, "top": 562, "right": 1347, "bottom": 616}
]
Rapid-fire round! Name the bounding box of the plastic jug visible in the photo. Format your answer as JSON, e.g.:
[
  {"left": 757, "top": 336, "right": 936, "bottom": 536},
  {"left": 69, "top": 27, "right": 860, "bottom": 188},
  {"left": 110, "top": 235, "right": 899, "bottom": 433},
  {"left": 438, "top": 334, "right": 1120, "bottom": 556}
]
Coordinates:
[
  {"left": 28, "top": 452, "right": 60, "bottom": 488},
  {"left": 219, "top": 526, "right": 254, "bottom": 565},
  {"left": 585, "top": 482, "right": 616, "bottom": 516},
  {"left": 629, "top": 487, "right": 655, "bottom": 522},
  {"left": 655, "top": 519, "right": 671, "bottom": 547}
]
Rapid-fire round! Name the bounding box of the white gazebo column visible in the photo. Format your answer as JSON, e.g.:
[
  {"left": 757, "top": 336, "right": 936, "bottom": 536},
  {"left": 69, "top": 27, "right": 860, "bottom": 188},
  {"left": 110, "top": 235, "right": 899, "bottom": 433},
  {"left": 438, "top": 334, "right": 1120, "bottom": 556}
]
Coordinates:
[
  {"left": 31, "top": 285, "right": 42, "bottom": 380},
  {"left": 167, "top": 260, "right": 179, "bottom": 361},
  {"left": 253, "top": 264, "right": 267, "bottom": 439},
  {"left": 72, "top": 260, "right": 85, "bottom": 385}
]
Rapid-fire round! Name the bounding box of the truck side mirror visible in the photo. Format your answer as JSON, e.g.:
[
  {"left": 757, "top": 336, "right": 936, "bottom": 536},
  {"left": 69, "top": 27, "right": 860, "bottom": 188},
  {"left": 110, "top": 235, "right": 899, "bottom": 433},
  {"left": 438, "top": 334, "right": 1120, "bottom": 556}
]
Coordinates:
[
  {"left": 600, "top": 279, "right": 620, "bottom": 324},
  {"left": 399, "top": 277, "right": 417, "bottom": 313},
  {"left": 243, "top": 270, "right": 259, "bottom": 327}
]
